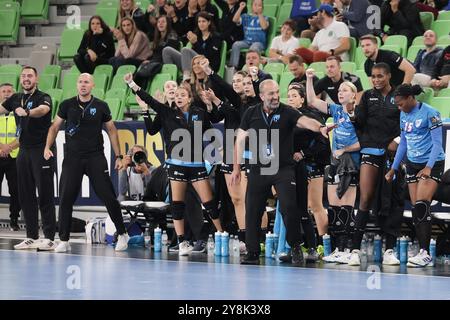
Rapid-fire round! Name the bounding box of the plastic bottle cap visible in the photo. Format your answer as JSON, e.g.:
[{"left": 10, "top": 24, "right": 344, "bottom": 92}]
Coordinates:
[{"left": 222, "top": 232, "right": 229, "bottom": 236}]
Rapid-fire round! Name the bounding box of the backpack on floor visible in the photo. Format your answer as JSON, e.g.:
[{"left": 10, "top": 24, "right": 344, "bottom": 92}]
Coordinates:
[{"left": 85, "top": 217, "right": 106, "bottom": 244}]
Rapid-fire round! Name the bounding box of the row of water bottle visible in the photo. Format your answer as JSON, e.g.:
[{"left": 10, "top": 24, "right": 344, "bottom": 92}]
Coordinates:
[
  {"left": 144, "top": 227, "right": 169, "bottom": 252},
  {"left": 207, "top": 232, "right": 241, "bottom": 258}
]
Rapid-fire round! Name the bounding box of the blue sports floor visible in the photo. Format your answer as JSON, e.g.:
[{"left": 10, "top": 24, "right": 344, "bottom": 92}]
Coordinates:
[{"left": 0, "top": 239, "right": 449, "bottom": 300}]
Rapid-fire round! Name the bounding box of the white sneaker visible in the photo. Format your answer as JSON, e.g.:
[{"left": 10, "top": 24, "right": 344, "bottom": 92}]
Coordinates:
[
  {"left": 14, "top": 238, "right": 40, "bottom": 250},
  {"left": 115, "top": 233, "right": 129, "bottom": 251},
  {"left": 322, "top": 248, "right": 341, "bottom": 263},
  {"left": 336, "top": 249, "right": 352, "bottom": 264},
  {"left": 38, "top": 239, "right": 57, "bottom": 251},
  {"left": 383, "top": 249, "right": 400, "bottom": 265},
  {"left": 407, "top": 249, "right": 432, "bottom": 267},
  {"left": 348, "top": 249, "right": 361, "bottom": 266},
  {"left": 55, "top": 241, "right": 71, "bottom": 253},
  {"left": 179, "top": 240, "right": 193, "bottom": 256},
  {"left": 239, "top": 241, "right": 247, "bottom": 255}
]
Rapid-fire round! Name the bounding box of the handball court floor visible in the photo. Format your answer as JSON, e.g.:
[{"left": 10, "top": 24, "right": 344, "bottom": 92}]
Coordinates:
[{"left": 0, "top": 233, "right": 449, "bottom": 300}]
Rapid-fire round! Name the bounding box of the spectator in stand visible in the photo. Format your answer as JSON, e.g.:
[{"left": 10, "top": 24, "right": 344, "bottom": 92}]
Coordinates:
[
  {"left": 380, "top": 0, "right": 424, "bottom": 46},
  {"left": 109, "top": 17, "right": 152, "bottom": 73},
  {"left": 430, "top": 45, "right": 450, "bottom": 89},
  {"left": 288, "top": 55, "right": 319, "bottom": 86},
  {"left": 134, "top": 15, "right": 180, "bottom": 89},
  {"left": 164, "top": 0, "right": 191, "bottom": 42},
  {"left": 315, "top": 56, "right": 364, "bottom": 104},
  {"left": 229, "top": 0, "right": 269, "bottom": 69},
  {"left": 361, "top": 34, "right": 416, "bottom": 87},
  {"left": 163, "top": 11, "right": 222, "bottom": 81},
  {"left": 118, "top": 0, "right": 153, "bottom": 37},
  {"left": 268, "top": 20, "right": 299, "bottom": 64},
  {"left": 197, "top": 0, "right": 220, "bottom": 30},
  {"left": 215, "top": 0, "right": 246, "bottom": 48},
  {"left": 145, "top": 0, "right": 168, "bottom": 29},
  {"left": 334, "top": 0, "right": 374, "bottom": 39},
  {"left": 295, "top": 4, "right": 351, "bottom": 63},
  {"left": 290, "top": 0, "right": 319, "bottom": 33},
  {"left": 241, "top": 50, "right": 272, "bottom": 95},
  {"left": 73, "top": 15, "right": 115, "bottom": 74},
  {"left": 411, "top": 30, "right": 443, "bottom": 87},
  {"left": 300, "top": 10, "right": 320, "bottom": 40}
]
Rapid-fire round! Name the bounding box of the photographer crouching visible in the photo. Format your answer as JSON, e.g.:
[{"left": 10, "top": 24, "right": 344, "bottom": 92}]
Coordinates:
[{"left": 118, "top": 145, "right": 155, "bottom": 201}]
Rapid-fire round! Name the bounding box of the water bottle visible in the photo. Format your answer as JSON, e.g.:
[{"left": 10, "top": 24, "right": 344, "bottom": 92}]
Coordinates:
[
  {"left": 153, "top": 227, "right": 162, "bottom": 252},
  {"left": 272, "top": 233, "right": 279, "bottom": 256},
  {"left": 214, "top": 232, "right": 222, "bottom": 256},
  {"left": 144, "top": 229, "right": 151, "bottom": 248},
  {"left": 408, "top": 241, "right": 414, "bottom": 257},
  {"left": 429, "top": 239, "right": 436, "bottom": 267},
  {"left": 161, "top": 230, "right": 168, "bottom": 250},
  {"left": 233, "top": 235, "right": 240, "bottom": 257},
  {"left": 229, "top": 235, "right": 234, "bottom": 257},
  {"left": 412, "top": 240, "right": 419, "bottom": 257},
  {"left": 207, "top": 234, "right": 215, "bottom": 256},
  {"left": 374, "top": 234, "right": 382, "bottom": 262},
  {"left": 265, "top": 232, "right": 273, "bottom": 258},
  {"left": 400, "top": 236, "right": 408, "bottom": 264},
  {"left": 396, "top": 237, "right": 401, "bottom": 259},
  {"left": 221, "top": 232, "right": 229, "bottom": 257},
  {"left": 367, "top": 237, "right": 374, "bottom": 259},
  {"left": 361, "top": 237, "right": 368, "bottom": 262},
  {"left": 323, "top": 234, "right": 331, "bottom": 257}
]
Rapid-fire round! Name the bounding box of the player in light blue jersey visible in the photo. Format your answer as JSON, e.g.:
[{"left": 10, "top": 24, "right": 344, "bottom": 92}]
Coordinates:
[
  {"left": 306, "top": 68, "right": 361, "bottom": 263},
  {"left": 386, "top": 84, "right": 446, "bottom": 267}
]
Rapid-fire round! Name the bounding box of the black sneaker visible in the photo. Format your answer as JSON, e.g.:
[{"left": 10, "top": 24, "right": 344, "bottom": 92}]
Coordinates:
[
  {"left": 169, "top": 244, "right": 179, "bottom": 252},
  {"left": 10, "top": 218, "right": 19, "bottom": 231},
  {"left": 278, "top": 252, "right": 292, "bottom": 263},
  {"left": 291, "top": 243, "right": 305, "bottom": 265},
  {"left": 306, "top": 248, "right": 319, "bottom": 263},
  {"left": 241, "top": 252, "right": 260, "bottom": 265},
  {"left": 191, "top": 240, "right": 206, "bottom": 254}
]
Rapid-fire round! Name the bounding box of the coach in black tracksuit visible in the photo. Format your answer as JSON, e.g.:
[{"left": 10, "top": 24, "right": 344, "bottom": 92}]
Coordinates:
[
  {"left": 44, "top": 73, "right": 128, "bottom": 252},
  {"left": 231, "top": 79, "right": 329, "bottom": 265},
  {"left": 0, "top": 67, "right": 56, "bottom": 248}
]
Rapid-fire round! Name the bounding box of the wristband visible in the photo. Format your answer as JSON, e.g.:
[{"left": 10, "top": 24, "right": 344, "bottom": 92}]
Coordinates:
[
  {"left": 116, "top": 155, "right": 124, "bottom": 160},
  {"left": 25, "top": 109, "right": 30, "bottom": 117},
  {"left": 127, "top": 80, "right": 137, "bottom": 89}
]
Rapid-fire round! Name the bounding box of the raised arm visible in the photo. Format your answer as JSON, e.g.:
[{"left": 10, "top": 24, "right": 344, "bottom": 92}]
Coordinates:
[
  {"left": 124, "top": 73, "right": 166, "bottom": 114},
  {"left": 305, "top": 69, "right": 328, "bottom": 114}
]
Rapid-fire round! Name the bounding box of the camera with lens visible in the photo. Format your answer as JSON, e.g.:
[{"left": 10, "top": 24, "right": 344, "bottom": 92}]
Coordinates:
[{"left": 130, "top": 150, "right": 148, "bottom": 167}]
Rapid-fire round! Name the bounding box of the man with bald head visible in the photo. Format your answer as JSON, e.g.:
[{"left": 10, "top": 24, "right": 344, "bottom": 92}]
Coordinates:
[
  {"left": 231, "top": 79, "right": 330, "bottom": 265},
  {"left": 0, "top": 66, "right": 57, "bottom": 250},
  {"left": 44, "top": 73, "right": 129, "bottom": 252},
  {"left": 412, "top": 30, "right": 444, "bottom": 87}
]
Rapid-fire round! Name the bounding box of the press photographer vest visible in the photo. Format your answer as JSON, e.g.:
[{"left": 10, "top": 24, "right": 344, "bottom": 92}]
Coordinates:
[{"left": 0, "top": 114, "right": 18, "bottom": 158}]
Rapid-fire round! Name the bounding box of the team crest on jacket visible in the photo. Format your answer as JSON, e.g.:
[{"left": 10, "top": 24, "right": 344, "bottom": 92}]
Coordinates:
[
  {"left": 90, "top": 108, "right": 96, "bottom": 116},
  {"left": 415, "top": 119, "right": 422, "bottom": 128},
  {"left": 273, "top": 114, "right": 280, "bottom": 122},
  {"left": 191, "top": 115, "right": 198, "bottom": 121}
]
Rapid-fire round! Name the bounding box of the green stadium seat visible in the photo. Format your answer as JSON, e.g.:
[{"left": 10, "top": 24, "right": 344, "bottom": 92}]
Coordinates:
[
  {"left": 46, "top": 88, "right": 63, "bottom": 119},
  {"left": 279, "top": 72, "right": 294, "bottom": 98},
  {"left": 0, "top": 73, "right": 18, "bottom": 91},
  {"left": 315, "top": 71, "right": 324, "bottom": 79},
  {"left": 428, "top": 97, "right": 450, "bottom": 118},
  {"left": 437, "top": 11, "right": 450, "bottom": 21},
  {"left": 437, "top": 35, "right": 450, "bottom": 46},
  {"left": 218, "top": 40, "right": 227, "bottom": 78},
  {"left": 264, "top": 62, "right": 285, "bottom": 75},
  {"left": 116, "top": 64, "right": 137, "bottom": 75},
  {"left": 58, "top": 28, "right": 84, "bottom": 62},
  {"left": 283, "top": 0, "right": 293, "bottom": 3},
  {"left": 20, "top": 0, "right": 49, "bottom": 24},
  {"left": 161, "top": 64, "right": 178, "bottom": 81},
  {"left": 298, "top": 37, "right": 311, "bottom": 48},
  {"left": 417, "top": 87, "right": 434, "bottom": 104},
  {"left": 93, "top": 64, "right": 113, "bottom": 89},
  {"left": 134, "top": 0, "right": 150, "bottom": 10},
  {"left": 91, "top": 88, "right": 105, "bottom": 99},
  {"left": 97, "top": 0, "right": 119, "bottom": 8},
  {"left": 309, "top": 62, "right": 326, "bottom": 74},
  {"left": 0, "top": 2, "right": 20, "bottom": 44},
  {"left": 432, "top": 20, "right": 450, "bottom": 39},
  {"left": 0, "top": 64, "right": 22, "bottom": 76},
  {"left": 355, "top": 47, "right": 367, "bottom": 70},
  {"left": 265, "top": 17, "right": 278, "bottom": 57},
  {"left": 68, "top": 65, "right": 81, "bottom": 75},
  {"left": 420, "top": 11, "right": 434, "bottom": 30},
  {"left": 355, "top": 70, "right": 372, "bottom": 90},
  {"left": 263, "top": 4, "right": 278, "bottom": 18},
  {"left": 380, "top": 44, "right": 401, "bottom": 55},
  {"left": 38, "top": 74, "right": 56, "bottom": 92},
  {"left": 276, "top": 3, "right": 292, "bottom": 30},
  {"left": 149, "top": 73, "right": 172, "bottom": 96},
  {"left": 93, "top": 73, "right": 108, "bottom": 92},
  {"left": 42, "top": 65, "right": 61, "bottom": 87},
  {"left": 266, "top": 0, "right": 283, "bottom": 5},
  {"left": 384, "top": 35, "right": 408, "bottom": 57},
  {"left": 268, "top": 72, "right": 280, "bottom": 83},
  {"left": 105, "top": 88, "right": 127, "bottom": 107},
  {"left": 407, "top": 45, "right": 425, "bottom": 63},
  {"left": 412, "top": 36, "right": 424, "bottom": 46},
  {"left": 62, "top": 73, "right": 79, "bottom": 99},
  {"left": 437, "top": 88, "right": 450, "bottom": 98},
  {"left": 104, "top": 98, "right": 123, "bottom": 120},
  {"left": 126, "top": 93, "right": 140, "bottom": 111},
  {"left": 340, "top": 62, "right": 356, "bottom": 74},
  {"left": 95, "top": 6, "right": 118, "bottom": 28}
]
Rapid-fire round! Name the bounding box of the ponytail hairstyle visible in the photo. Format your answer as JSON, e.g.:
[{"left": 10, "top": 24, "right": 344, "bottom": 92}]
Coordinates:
[
  {"left": 394, "top": 84, "right": 423, "bottom": 98},
  {"left": 340, "top": 81, "right": 358, "bottom": 105}
]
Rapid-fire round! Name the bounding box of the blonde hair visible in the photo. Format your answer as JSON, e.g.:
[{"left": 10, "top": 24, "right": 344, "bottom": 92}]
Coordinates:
[{"left": 340, "top": 81, "right": 358, "bottom": 105}]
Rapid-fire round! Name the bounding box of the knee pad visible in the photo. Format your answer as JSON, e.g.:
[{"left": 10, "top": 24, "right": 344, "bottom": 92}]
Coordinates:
[
  {"left": 327, "top": 206, "right": 340, "bottom": 233},
  {"left": 171, "top": 201, "right": 185, "bottom": 220},
  {"left": 203, "top": 200, "right": 219, "bottom": 219},
  {"left": 339, "top": 206, "right": 355, "bottom": 233},
  {"left": 413, "top": 200, "right": 432, "bottom": 225},
  {"left": 334, "top": 206, "right": 351, "bottom": 235},
  {"left": 354, "top": 209, "right": 370, "bottom": 232}
]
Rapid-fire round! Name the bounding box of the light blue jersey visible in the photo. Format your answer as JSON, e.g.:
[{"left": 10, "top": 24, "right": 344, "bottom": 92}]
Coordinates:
[
  {"left": 400, "top": 102, "right": 445, "bottom": 164},
  {"left": 328, "top": 103, "right": 360, "bottom": 165},
  {"left": 241, "top": 14, "right": 268, "bottom": 47}
]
